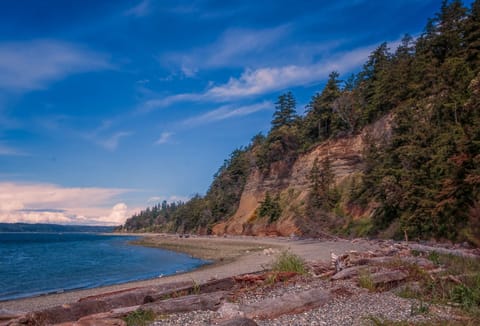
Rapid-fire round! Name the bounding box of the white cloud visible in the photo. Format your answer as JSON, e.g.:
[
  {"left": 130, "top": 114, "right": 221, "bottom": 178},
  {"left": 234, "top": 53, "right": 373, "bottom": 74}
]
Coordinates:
[
  {"left": 183, "top": 101, "right": 272, "bottom": 126},
  {"left": 0, "top": 39, "right": 111, "bottom": 92},
  {"left": 143, "top": 43, "right": 375, "bottom": 111},
  {"left": 0, "top": 182, "right": 133, "bottom": 225},
  {"left": 204, "top": 45, "right": 373, "bottom": 100},
  {"left": 155, "top": 131, "right": 173, "bottom": 144},
  {"left": 125, "top": 0, "right": 151, "bottom": 17},
  {"left": 104, "top": 203, "right": 128, "bottom": 225}
]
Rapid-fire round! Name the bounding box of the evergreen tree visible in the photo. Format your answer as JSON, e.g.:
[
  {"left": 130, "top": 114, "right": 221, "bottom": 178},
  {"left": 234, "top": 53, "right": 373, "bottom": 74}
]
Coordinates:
[
  {"left": 271, "top": 92, "right": 297, "bottom": 129},
  {"left": 304, "top": 71, "right": 341, "bottom": 142},
  {"left": 258, "top": 192, "right": 282, "bottom": 223},
  {"left": 465, "top": 0, "right": 480, "bottom": 70},
  {"left": 120, "top": 1, "right": 480, "bottom": 244},
  {"left": 357, "top": 42, "right": 392, "bottom": 123},
  {"left": 308, "top": 156, "right": 334, "bottom": 209}
]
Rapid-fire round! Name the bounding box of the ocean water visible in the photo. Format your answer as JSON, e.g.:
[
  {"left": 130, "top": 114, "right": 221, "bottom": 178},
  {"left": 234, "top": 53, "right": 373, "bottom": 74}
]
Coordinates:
[{"left": 0, "top": 233, "right": 207, "bottom": 301}]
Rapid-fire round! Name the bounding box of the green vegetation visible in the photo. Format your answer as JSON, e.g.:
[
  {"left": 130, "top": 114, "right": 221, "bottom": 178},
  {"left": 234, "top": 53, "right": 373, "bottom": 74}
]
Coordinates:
[
  {"left": 191, "top": 278, "right": 201, "bottom": 295},
  {"left": 257, "top": 192, "right": 282, "bottom": 223},
  {"left": 409, "top": 300, "right": 430, "bottom": 316},
  {"left": 358, "top": 269, "right": 375, "bottom": 291},
  {"left": 120, "top": 0, "right": 480, "bottom": 245},
  {"left": 364, "top": 317, "right": 440, "bottom": 326},
  {"left": 123, "top": 309, "right": 156, "bottom": 326},
  {"left": 271, "top": 250, "right": 306, "bottom": 274},
  {"left": 120, "top": 146, "right": 252, "bottom": 233},
  {"left": 395, "top": 253, "right": 480, "bottom": 322}
]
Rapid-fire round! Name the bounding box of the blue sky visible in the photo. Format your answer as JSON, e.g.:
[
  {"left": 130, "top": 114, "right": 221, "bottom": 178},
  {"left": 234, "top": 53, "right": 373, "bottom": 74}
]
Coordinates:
[{"left": 0, "top": 0, "right": 467, "bottom": 225}]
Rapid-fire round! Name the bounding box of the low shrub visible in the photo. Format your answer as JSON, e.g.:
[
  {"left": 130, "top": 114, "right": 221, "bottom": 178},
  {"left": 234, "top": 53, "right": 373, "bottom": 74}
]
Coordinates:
[
  {"left": 123, "top": 309, "right": 155, "bottom": 326},
  {"left": 271, "top": 250, "right": 306, "bottom": 274}
]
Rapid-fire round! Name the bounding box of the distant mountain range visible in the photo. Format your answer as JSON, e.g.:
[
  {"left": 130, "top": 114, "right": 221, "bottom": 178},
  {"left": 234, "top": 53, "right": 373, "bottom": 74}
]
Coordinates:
[{"left": 0, "top": 223, "right": 115, "bottom": 233}]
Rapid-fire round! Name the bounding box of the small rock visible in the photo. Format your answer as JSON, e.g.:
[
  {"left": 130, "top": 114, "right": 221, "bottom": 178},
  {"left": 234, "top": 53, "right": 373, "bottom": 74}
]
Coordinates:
[{"left": 217, "top": 302, "right": 245, "bottom": 320}]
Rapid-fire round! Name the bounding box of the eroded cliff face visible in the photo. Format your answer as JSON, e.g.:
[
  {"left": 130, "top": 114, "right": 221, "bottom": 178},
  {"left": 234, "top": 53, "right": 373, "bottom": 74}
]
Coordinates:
[{"left": 212, "top": 114, "right": 393, "bottom": 236}]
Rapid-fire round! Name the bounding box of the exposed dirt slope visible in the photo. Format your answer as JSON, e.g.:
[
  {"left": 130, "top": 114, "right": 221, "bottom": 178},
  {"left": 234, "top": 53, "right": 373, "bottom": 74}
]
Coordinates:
[{"left": 212, "top": 114, "right": 393, "bottom": 236}]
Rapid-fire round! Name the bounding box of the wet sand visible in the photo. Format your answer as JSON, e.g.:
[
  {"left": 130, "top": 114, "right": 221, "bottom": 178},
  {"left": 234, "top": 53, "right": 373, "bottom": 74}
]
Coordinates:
[{"left": 0, "top": 234, "right": 374, "bottom": 312}]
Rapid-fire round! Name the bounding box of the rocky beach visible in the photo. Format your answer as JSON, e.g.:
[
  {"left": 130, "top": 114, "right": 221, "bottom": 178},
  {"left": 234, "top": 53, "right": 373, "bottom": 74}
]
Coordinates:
[{"left": 2, "top": 235, "right": 479, "bottom": 325}]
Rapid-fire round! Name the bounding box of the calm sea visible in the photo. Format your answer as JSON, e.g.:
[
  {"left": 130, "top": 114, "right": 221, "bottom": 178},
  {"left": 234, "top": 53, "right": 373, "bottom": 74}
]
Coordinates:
[{"left": 0, "top": 233, "right": 207, "bottom": 301}]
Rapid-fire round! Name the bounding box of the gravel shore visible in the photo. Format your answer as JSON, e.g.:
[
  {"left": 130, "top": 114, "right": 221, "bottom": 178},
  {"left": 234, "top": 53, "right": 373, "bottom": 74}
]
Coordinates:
[{"left": 152, "top": 277, "right": 454, "bottom": 326}]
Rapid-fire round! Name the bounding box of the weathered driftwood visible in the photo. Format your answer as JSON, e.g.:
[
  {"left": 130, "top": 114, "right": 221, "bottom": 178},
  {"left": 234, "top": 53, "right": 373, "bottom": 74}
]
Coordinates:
[
  {"left": 199, "top": 277, "right": 236, "bottom": 293},
  {"left": 331, "top": 266, "right": 367, "bottom": 280},
  {"left": 369, "top": 270, "right": 408, "bottom": 286},
  {"left": 0, "top": 310, "right": 25, "bottom": 323},
  {"left": 63, "top": 306, "right": 139, "bottom": 322},
  {"left": 316, "top": 270, "right": 336, "bottom": 278},
  {"left": 409, "top": 244, "right": 479, "bottom": 259},
  {"left": 233, "top": 272, "right": 297, "bottom": 285},
  {"left": 307, "top": 261, "right": 332, "bottom": 276},
  {"left": 80, "top": 280, "right": 190, "bottom": 306},
  {"left": 401, "top": 257, "right": 436, "bottom": 269},
  {"left": 242, "top": 287, "right": 333, "bottom": 320},
  {"left": 22, "top": 300, "right": 112, "bottom": 326},
  {"left": 20, "top": 277, "right": 233, "bottom": 325},
  {"left": 142, "top": 291, "right": 226, "bottom": 314},
  {"left": 54, "top": 317, "right": 126, "bottom": 326},
  {"left": 144, "top": 277, "right": 235, "bottom": 303},
  {"left": 349, "top": 256, "right": 435, "bottom": 270},
  {"left": 53, "top": 292, "right": 226, "bottom": 325},
  {"left": 350, "top": 256, "right": 394, "bottom": 266}
]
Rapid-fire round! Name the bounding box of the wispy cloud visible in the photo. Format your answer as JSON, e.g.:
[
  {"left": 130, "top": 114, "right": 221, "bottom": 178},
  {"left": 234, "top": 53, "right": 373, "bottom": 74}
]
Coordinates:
[
  {"left": 204, "top": 46, "right": 373, "bottom": 100},
  {"left": 80, "top": 120, "right": 133, "bottom": 151},
  {"left": 125, "top": 0, "right": 151, "bottom": 17},
  {"left": 161, "top": 26, "right": 289, "bottom": 73},
  {"left": 139, "top": 93, "right": 202, "bottom": 113},
  {"left": 0, "top": 182, "right": 133, "bottom": 225},
  {"left": 0, "top": 142, "right": 28, "bottom": 156},
  {"left": 96, "top": 131, "right": 133, "bottom": 151},
  {"left": 0, "top": 39, "right": 111, "bottom": 92},
  {"left": 183, "top": 101, "right": 272, "bottom": 126},
  {"left": 155, "top": 131, "right": 173, "bottom": 144},
  {"left": 142, "top": 43, "right": 375, "bottom": 112}
]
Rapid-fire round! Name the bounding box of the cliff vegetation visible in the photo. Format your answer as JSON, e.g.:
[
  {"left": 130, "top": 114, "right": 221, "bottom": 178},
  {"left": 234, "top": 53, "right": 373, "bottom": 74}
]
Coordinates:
[{"left": 119, "top": 0, "right": 480, "bottom": 244}]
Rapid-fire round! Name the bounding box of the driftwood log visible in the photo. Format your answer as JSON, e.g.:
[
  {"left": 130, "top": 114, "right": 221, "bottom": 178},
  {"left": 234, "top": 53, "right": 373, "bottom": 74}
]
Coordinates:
[
  {"left": 241, "top": 287, "right": 333, "bottom": 320},
  {"left": 142, "top": 291, "right": 226, "bottom": 314},
  {"left": 409, "top": 244, "right": 479, "bottom": 259},
  {"left": 19, "top": 277, "right": 235, "bottom": 325},
  {"left": 54, "top": 317, "right": 127, "bottom": 326},
  {"left": 331, "top": 266, "right": 368, "bottom": 280},
  {"left": 369, "top": 270, "right": 408, "bottom": 286},
  {"left": 52, "top": 292, "right": 227, "bottom": 325}
]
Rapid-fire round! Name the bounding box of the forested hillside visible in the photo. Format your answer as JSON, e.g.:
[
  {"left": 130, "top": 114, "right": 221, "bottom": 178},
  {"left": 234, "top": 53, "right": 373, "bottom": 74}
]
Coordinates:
[{"left": 119, "top": 0, "right": 480, "bottom": 245}]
